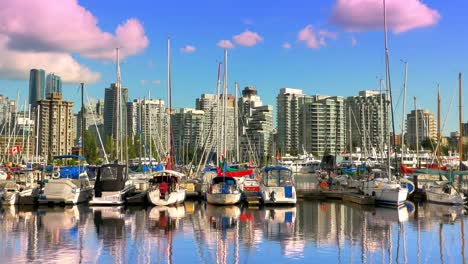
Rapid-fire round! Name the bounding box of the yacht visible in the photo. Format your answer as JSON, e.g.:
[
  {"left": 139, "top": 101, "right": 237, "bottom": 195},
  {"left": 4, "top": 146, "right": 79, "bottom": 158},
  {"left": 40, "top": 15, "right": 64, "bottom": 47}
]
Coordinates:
[
  {"left": 38, "top": 174, "right": 93, "bottom": 205},
  {"left": 260, "top": 166, "right": 296, "bottom": 205},
  {"left": 89, "top": 164, "right": 136, "bottom": 205},
  {"left": 359, "top": 169, "right": 408, "bottom": 206},
  {"left": 206, "top": 176, "right": 243, "bottom": 205},
  {"left": 147, "top": 170, "right": 186, "bottom": 206}
]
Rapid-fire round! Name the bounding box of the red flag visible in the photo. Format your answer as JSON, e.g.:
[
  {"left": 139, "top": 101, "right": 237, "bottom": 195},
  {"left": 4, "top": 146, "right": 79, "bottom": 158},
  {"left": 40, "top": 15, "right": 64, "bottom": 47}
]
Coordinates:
[
  {"left": 275, "top": 154, "right": 281, "bottom": 160},
  {"left": 9, "top": 146, "right": 20, "bottom": 155}
]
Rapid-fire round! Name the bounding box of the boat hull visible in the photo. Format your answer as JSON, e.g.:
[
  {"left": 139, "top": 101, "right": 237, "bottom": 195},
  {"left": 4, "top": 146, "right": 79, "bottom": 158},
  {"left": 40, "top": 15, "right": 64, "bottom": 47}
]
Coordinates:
[
  {"left": 147, "top": 189, "right": 186, "bottom": 206},
  {"left": 1, "top": 191, "right": 19, "bottom": 205},
  {"left": 260, "top": 186, "right": 297, "bottom": 205},
  {"left": 426, "top": 190, "right": 465, "bottom": 205},
  {"left": 89, "top": 185, "right": 135, "bottom": 205},
  {"left": 361, "top": 187, "right": 408, "bottom": 206},
  {"left": 39, "top": 188, "right": 93, "bottom": 205},
  {"left": 206, "top": 192, "right": 242, "bottom": 205}
]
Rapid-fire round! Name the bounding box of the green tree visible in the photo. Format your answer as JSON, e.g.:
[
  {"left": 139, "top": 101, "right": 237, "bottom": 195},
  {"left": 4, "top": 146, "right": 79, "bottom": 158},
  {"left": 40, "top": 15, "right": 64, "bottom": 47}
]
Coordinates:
[
  {"left": 104, "top": 135, "right": 115, "bottom": 161},
  {"left": 420, "top": 138, "right": 435, "bottom": 151},
  {"left": 84, "top": 130, "right": 99, "bottom": 164}
]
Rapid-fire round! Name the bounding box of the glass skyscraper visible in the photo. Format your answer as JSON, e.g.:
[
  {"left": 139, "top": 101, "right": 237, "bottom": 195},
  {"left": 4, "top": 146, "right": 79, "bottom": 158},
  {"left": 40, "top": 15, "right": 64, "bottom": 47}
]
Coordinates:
[
  {"left": 28, "top": 69, "right": 46, "bottom": 105},
  {"left": 46, "top": 73, "right": 62, "bottom": 96}
]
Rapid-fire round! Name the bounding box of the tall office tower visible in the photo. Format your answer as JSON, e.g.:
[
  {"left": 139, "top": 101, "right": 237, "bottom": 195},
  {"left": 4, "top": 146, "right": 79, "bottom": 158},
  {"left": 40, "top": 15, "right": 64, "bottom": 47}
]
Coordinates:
[
  {"left": 103, "top": 83, "right": 128, "bottom": 142},
  {"left": 29, "top": 69, "right": 46, "bottom": 105},
  {"left": 238, "top": 86, "right": 263, "bottom": 135},
  {"left": 127, "top": 98, "right": 168, "bottom": 158},
  {"left": 171, "top": 108, "right": 205, "bottom": 162},
  {"left": 276, "top": 88, "right": 304, "bottom": 155},
  {"left": 46, "top": 73, "right": 62, "bottom": 96},
  {"left": 346, "top": 90, "right": 389, "bottom": 155},
  {"left": 196, "top": 94, "right": 218, "bottom": 148},
  {"left": 35, "top": 93, "right": 74, "bottom": 158},
  {"left": 300, "top": 95, "right": 345, "bottom": 157},
  {"left": 0, "top": 95, "right": 16, "bottom": 133},
  {"left": 406, "top": 109, "right": 437, "bottom": 149}
]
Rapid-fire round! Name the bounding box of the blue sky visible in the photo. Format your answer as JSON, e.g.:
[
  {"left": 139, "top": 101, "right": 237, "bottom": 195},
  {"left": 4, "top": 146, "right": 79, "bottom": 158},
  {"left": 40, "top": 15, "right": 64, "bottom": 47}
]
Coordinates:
[{"left": 0, "top": 0, "right": 467, "bottom": 133}]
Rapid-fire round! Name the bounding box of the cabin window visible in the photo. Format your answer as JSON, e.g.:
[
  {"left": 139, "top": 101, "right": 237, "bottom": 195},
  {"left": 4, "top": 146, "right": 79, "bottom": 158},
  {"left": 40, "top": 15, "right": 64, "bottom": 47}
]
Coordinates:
[{"left": 100, "top": 167, "right": 119, "bottom": 181}]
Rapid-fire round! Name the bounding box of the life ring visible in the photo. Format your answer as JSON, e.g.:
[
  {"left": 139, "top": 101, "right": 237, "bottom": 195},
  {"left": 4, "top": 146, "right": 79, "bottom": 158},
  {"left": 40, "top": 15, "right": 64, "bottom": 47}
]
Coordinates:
[
  {"left": 319, "top": 181, "right": 329, "bottom": 190},
  {"left": 52, "top": 171, "right": 60, "bottom": 179}
]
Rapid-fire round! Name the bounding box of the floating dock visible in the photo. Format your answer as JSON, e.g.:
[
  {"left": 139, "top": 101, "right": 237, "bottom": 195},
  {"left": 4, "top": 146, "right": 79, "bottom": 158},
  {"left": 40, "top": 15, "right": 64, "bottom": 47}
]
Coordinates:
[
  {"left": 244, "top": 192, "right": 262, "bottom": 207},
  {"left": 342, "top": 193, "right": 375, "bottom": 205}
]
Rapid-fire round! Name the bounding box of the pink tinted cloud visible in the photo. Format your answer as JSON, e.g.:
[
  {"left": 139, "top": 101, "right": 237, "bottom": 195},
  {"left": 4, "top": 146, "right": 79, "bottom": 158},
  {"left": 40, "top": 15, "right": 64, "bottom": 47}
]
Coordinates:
[
  {"left": 0, "top": 0, "right": 149, "bottom": 59},
  {"left": 330, "top": 0, "right": 441, "bottom": 33},
  {"left": 282, "top": 42, "right": 292, "bottom": 49},
  {"left": 233, "top": 30, "right": 264, "bottom": 47},
  {"left": 217, "top": 40, "right": 235, "bottom": 49},
  {"left": 181, "top": 45, "right": 196, "bottom": 53},
  {"left": 298, "top": 25, "right": 337, "bottom": 48}
]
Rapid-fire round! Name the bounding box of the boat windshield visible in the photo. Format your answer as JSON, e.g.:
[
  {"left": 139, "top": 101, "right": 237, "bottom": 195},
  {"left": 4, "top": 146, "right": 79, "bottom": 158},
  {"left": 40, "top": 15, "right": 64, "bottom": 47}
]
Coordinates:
[
  {"left": 264, "top": 170, "right": 293, "bottom": 187},
  {"left": 100, "top": 166, "right": 119, "bottom": 181}
]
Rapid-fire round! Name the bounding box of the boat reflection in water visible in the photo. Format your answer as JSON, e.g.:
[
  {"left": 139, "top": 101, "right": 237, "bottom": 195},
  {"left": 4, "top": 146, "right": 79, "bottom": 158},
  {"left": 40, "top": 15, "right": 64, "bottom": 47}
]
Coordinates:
[{"left": 0, "top": 201, "right": 467, "bottom": 263}]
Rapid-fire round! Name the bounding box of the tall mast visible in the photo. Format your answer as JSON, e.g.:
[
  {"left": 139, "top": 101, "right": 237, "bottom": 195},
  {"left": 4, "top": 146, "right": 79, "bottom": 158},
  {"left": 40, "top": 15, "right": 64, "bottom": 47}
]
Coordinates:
[
  {"left": 81, "top": 83, "right": 85, "bottom": 157},
  {"left": 27, "top": 104, "right": 31, "bottom": 163},
  {"left": 115, "top": 48, "right": 122, "bottom": 161},
  {"left": 414, "top": 97, "right": 419, "bottom": 167},
  {"left": 222, "top": 49, "right": 228, "bottom": 160},
  {"left": 459, "top": 73, "right": 463, "bottom": 167},
  {"left": 400, "top": 61, "right": 407, "bottom": 168},
  {"left": 437, "top": 84, "right": 441, "bottom": 169},
  {"left": 348, "top": 104, "right": 352, "bottom": 155},
  {"left": 379, "top": 79, "right": 384, "bottom": 162},
  {"left": 383, "top": 0, "right": 396, "bottom": 178},
  {"left": 234, "top": 82, "right": 239, "bottom": 162},
  {"left": 216, "top": 63, "right": 222, "bottom": 164},
  {"left": 167, "top": 36, "right": 172, "bottom": 160}
]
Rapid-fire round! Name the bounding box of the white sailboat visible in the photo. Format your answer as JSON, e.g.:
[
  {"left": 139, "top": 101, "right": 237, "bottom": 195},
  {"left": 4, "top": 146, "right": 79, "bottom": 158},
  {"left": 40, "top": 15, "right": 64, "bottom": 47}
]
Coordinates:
[{"left": 147, "top": 170, "right": 186, "bottom": 206}]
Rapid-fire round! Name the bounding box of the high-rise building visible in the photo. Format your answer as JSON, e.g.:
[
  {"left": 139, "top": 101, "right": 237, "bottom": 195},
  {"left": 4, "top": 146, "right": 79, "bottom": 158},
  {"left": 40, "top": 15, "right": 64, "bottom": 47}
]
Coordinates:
[
  {"left": 103, "top": 83, "right": 128, "bottom": 142},
  {"left": 346, "top": 90, "right": 389, "bottom": 154},
  {"left": 77, "top": 99, "right": 105, "bottom": 144},
  {"left": 171, "top": 108, "right": 205, "bottom": 162},
  {"left": 35, "top": 93, "right": 74, "bottom": 158},
  {"left": 29, "top": 69, "right": 46, "bottom": 105},
  {"left": 127, "top": 98, "right": 168, "bottom": 158},
  {"left": 238, "top": 86, "right": 273, "bottom": 163},
  {"left": 276, "top": 88, "right": 303, "bottom": 154},
  {"left": 46, "top": 73, "right": 62, "bottom": 96},
  {"left": 0, "top": 95, "right": 16, "bottom": 133},
  {"left": 406, "top": 109, "right": 437, "bottom": 149},
  {"left": 301, "top": 95, "right": 345, "bottom": 157}
]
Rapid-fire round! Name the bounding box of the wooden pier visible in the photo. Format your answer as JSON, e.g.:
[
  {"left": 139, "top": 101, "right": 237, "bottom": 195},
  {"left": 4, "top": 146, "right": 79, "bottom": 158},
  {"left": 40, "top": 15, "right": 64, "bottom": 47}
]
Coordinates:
[
  {"left": 244, "top": 192, "right": 262, "bottom": 207},
  {"left": 297, "top": 189, "right": 375, "bottom": 205}
]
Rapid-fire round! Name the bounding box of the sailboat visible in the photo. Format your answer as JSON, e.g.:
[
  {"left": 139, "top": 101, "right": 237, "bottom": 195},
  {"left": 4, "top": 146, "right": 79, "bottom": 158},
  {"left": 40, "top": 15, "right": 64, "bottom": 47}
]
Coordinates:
[
  {"left": 359, "top": 0, "right": 408, "bottom": 206},
  {"left": 147, "top": 37, "right": 186, "bottom": 206},
  {"left": 90, "top": 48, "right": 136, "bottom": 205},
  {"left": 206, "top": 49, "right": 243, "bottom": 205}
]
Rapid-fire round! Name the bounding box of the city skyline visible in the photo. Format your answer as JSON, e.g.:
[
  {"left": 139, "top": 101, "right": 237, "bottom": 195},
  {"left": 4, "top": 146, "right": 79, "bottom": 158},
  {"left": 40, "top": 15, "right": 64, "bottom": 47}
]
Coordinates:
[{"left": 0, "top": 0, "right": 467, "bottom": 134}]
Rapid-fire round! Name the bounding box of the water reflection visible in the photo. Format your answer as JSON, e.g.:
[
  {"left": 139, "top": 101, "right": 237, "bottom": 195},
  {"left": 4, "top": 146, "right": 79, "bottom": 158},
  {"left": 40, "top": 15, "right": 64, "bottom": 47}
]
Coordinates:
[{"left": 0, "top": 201, "right": 467, "bottom": 263}]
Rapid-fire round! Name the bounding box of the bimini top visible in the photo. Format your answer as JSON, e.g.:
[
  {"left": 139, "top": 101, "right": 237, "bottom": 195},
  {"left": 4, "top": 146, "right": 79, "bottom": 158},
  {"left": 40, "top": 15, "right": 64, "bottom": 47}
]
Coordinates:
[
  {"left": 53, "top": 155, "right": 86, "bottom": 160},
  {"left": 94, "top": 164, "right": 128, "bottom": 193},
  {"left": 264, "top": 166, "right": 292, "bottom": 173},
  {"left": 153, "top": 170, "right": 185, "bottom": 178},
  {"left": 212, "top": 176, "right": 237, "bottom": 185}
]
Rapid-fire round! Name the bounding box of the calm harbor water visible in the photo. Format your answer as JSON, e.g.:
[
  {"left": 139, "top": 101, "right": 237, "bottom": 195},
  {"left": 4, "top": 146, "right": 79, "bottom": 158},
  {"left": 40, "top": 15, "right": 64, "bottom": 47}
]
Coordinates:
[{"left": 0, "top": 200, "right": 467, "bottom": 264}]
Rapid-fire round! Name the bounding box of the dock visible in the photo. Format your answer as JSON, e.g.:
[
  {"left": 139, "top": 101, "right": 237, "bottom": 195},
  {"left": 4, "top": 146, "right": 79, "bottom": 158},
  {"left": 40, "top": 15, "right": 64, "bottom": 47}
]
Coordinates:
[
  {"left": 297, "top": 189, "right": 375, "bottom": 205},
  {"left": 244, "top": 192, "right": 262, "bottom": 207}
]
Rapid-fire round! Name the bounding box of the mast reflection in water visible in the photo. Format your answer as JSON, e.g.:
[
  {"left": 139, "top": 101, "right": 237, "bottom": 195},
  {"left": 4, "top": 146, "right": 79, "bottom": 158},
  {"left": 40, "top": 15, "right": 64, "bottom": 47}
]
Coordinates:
[{"left": 0, "top": 201, "right": 466, "bottom": 263}]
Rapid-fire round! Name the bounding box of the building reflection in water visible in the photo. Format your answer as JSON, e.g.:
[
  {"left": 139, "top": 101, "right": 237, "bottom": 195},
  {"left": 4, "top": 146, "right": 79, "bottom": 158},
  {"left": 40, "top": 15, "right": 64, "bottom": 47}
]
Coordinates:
[{"left": 0, "top": 200, "right": 466, "bottom": 263}]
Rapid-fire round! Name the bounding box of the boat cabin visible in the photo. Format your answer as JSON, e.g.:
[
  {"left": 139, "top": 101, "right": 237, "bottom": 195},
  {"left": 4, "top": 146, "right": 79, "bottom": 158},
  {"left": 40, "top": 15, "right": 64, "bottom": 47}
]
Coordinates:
[
  {"left": 94, "top": 164, "right": 128, "bottom": 196},
  {"left": 262, "top": 167, "right": 294, "bottom": 187}
]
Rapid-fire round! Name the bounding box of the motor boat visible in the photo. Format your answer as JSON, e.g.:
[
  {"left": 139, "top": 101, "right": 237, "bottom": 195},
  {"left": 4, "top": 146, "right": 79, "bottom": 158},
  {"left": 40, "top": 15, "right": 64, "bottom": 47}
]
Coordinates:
[
  {"left": 359, "top": 169, "right": 408, "bottom": 206},
  {"left": 206, "top": 176, "right": 242, "bottom": 205},
  {"left": 147, "top": 170, "right": 186, "bottom": 206},
  {"left": 89, "top": 164, "right": 136, "bottom": 205},
  {"left": 38, "top": 175, "right": 93, "bottom": 205},
  {"left": 425, "top": 181, "right": 465, "bottom": 205},
  {"left": 0, "top": 181, "right": 20, "bottom": 205},
  {"left": 260, "top": 166, "right": 296, "bottom": 205}
]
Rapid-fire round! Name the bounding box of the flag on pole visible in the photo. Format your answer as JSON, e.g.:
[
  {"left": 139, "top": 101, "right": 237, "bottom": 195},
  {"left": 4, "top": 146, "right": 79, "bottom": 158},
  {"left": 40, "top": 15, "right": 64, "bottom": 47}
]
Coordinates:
[{"left": 9, "top": 146, "right": 20, "bottom": 155}]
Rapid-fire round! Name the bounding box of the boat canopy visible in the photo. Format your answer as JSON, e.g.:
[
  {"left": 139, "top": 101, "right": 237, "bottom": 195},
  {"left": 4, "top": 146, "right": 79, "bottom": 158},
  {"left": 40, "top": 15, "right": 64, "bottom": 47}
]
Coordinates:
[
  {"left": 94, "top": 164, "right": 128, "bottom": 194},
  {"left": 262, "top": 167, "right": 294, "bottom": 187},
  {"left": 264, "top": 166, "right": 292, "bottom": 173},
  {"left": 154, "top": 170, "right": 185, "bottom": 177},
  {"left": 212, "top": 176, "right": 237, "bottom": 185},
  {"left": 53, "top": 155, "right": 86, "bottom": 160}
]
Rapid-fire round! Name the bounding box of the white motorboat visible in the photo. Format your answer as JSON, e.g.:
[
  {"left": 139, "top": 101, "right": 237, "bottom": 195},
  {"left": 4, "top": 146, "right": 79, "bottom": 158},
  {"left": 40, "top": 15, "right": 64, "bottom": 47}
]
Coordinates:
[
  {"left": 0, "top": 181, "right": 20, "bottom": 205},
  {"left": 39, "top": 176, "right": 93, "bottom": 205},
  {"left": 359, "top": 169, "right": 408, "bottom": 206},
  {"left": 425, "top": 182, "right": 465, "bottom": 205},
  {"left": 260, "top": 166, "right": 296, "bottom": 205},
  {"left": 206, "top": 176, "right": 242, "bottom": 205},
  {"left": 89, "top": 164, "right": 136, "bottom": 205},
  {"left": 147, "top": 170, "right": 186, "bottom": 206}
]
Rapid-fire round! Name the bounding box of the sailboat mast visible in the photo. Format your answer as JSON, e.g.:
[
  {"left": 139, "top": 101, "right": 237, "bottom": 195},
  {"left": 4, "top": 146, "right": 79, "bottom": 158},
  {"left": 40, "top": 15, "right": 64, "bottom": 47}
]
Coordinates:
[
  {"left": 414, "top": 97, "right": 419, "bottom": 166},
  {"left": 222, "top": 49, "right": 228, "bottom": 159},
  {"left": 81, "top": 83, "right": 85, "bottom": 157},
  {"left": 383, "top": 0, "right": 397, "bottom": 178},
  {"left": 115, "top": 48, "right": 121, "bottom": 161},
  {"left": 400, "top": 61, "right": 407, "bottom": 168},
  {"left": 235, "top": 82, "right": 239, "bottom": 162},
  {"left": 216, "top": 63, "right": 222, "bottom": 164},
  {"left": 167, "top": 36, "right": 172, "bottom": 161},
  {"left": 437, "top": 84, "right": 441, "bottom": 168},
  {"left": 459, "top": 73, "right": 463, "bottom": 167}
]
